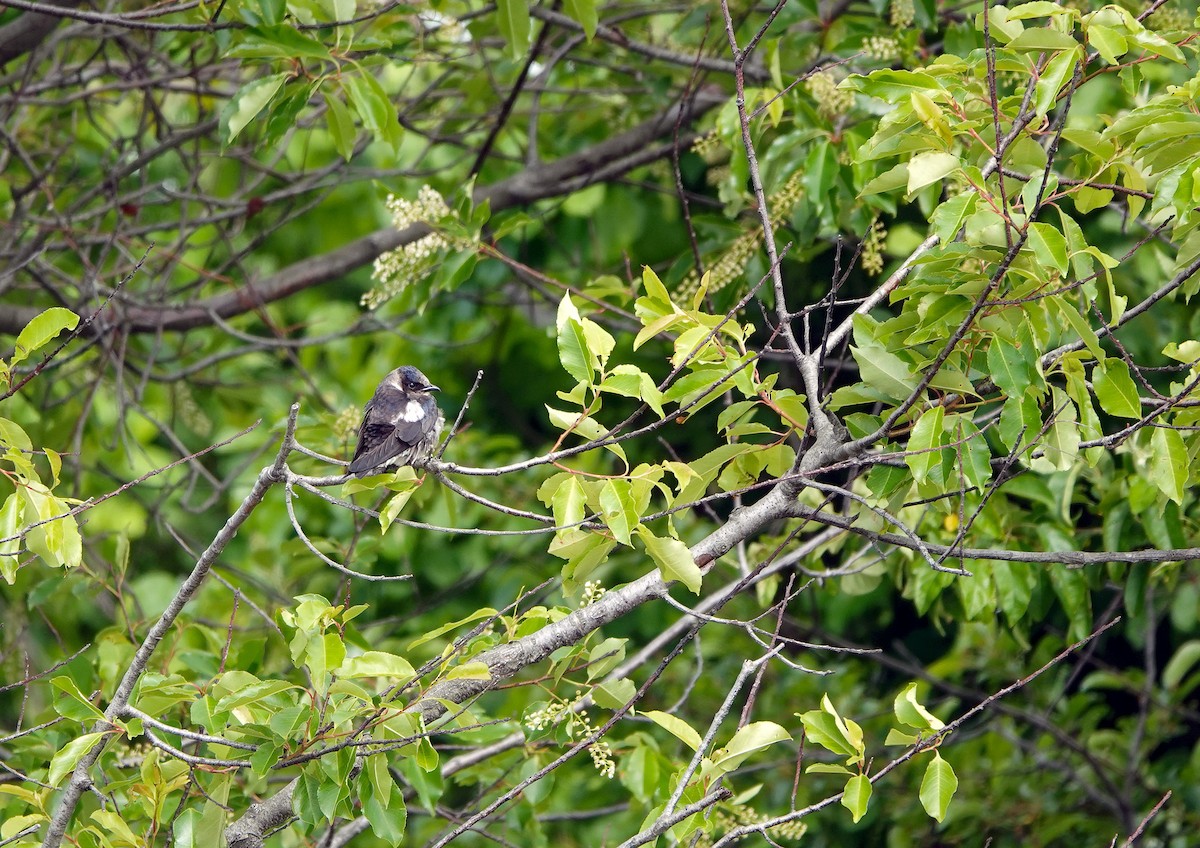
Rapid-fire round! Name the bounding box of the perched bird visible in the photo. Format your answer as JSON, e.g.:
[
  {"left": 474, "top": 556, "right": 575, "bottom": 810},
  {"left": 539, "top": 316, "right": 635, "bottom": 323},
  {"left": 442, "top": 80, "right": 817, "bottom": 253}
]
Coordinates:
[{"left": 348, "top": 366, "right": 444, "bottom": 476}]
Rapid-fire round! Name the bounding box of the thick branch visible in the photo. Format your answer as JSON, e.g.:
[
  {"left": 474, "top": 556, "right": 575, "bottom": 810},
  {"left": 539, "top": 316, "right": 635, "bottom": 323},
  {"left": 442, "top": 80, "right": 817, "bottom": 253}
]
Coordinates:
[
  {"left": 0, "top": 0, "right": 80, "bottom": 66},
  {"left": 0, "top": 88, "right": 725, "bottom": 336},
  {"left": 225, "top": 479, "right": 798, "bottom": 845}
]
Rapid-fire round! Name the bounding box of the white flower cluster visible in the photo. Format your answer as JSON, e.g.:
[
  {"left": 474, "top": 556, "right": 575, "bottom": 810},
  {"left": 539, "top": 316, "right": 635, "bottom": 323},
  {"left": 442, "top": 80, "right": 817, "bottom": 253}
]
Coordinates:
[
  {"left": 862, "top": 35, "right": 899, "bottom": 62},
  {"left": 333, "top": 405, "right": 361, "bottom": 443},
  {"left": 679, "top": 171, "right": 804, "bottom": 299},
  {"left": 525, "top": 701, "right": 570, "bottom": 731},
  {"left": 805, "top": 70, "right": 854, "bottom": 121},
  {"left": 363, "top": 186, "right": 462, "bottom": 310},
  {"left": 589, "top": 738, "right": 616, "bottom": 779},
  {"left": 695, "top": 805, "right": 808, "bottom": 846},
  {"left": 861, "top": 219, "right": 887, "bottom": 277},
  {"left": 579, "top": 580, "right": 606, "bottom": 607},
  {"left": 889, "top": 0, "right": 915, "bottom": 28},
  {"left": 691, "top": 130, "right": 726, "bottom": 164},
  {"left": 525, "top": 700, "right": 616, "bottom": 779}
]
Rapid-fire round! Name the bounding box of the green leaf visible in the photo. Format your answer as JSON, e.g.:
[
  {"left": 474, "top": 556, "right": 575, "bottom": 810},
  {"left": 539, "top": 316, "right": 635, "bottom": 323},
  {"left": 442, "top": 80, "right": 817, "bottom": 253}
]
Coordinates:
[
  {"left": 593, "top": 677, "right": 637, "bottom": 709},
  {"left": 50, "top": 676, "right": 107, "bottom": 724},
  {"left": 907, "top": 152, "right": 960, "bottom": 194},
  {"left": 842, "top": 774, "right": 872, "bottom": 823},
  {"left": 323, "top": 90, "right": 357, "bottom": 161},
  {"left": 885, "top": 728, "right": 919, "bottom": 746},
  {"left": 0, "top": 492, "right": 22, "bottom": 584},
  {"left": 214, "top": 679, "right": 298, "bottom": 712},
  {"left": 221, "top": 73, "right": 288, "bottom": 145},
  {"left": 636, "top": 526, "right": 700, "bottom": 593},
  {"left": 340, "top": 651, "right": 416, "bottom": 681},
  {"left": 851, "top": 344, "right": 919, "bottom": 402},
  {"left": 1008, "top": 28, "right": 1080, "bottom": 52},
  {"left": 906, "top": 406, "right": 944, "bottom": 486},
  {"left": 1053, "top": 298, "right": 1104, "bottom": 362},
  {"left": 1032, "top": 387, "right": 1080, "bottom": 472},
  {"left": 1163, "top": 640, "right": 1200, "bottom": 691},
  {"left": 930, "top": 193, "right": 977, "bottom": 243},
  {"left": 1087, "top": 24, "right": 1127, "bottom": 64},
  {"left": 360, "top": 753, "right": 406, "bottom": 845},
  {"left": 586, "top": 637, "right": 627, "bottom": 681},
  {"left": 48, "top": 732, "right": 105, "bottom": 787},
  {"left": 1035, "top": 47, "right": 1080, "bottom": 117},
  {"left": 644, "top": 710, "right": 703, "bottom": 751},
  {"left": 919, "top": 753, "right": 958, "bottom": 822},
  {"left": 600, "top": 479, "right": 637, "bottom": 546},
  {"left": 1049, "top": 565, "right": 1091, "bottom": 642},
  {"left": 711, "top": 721, "right": 791, "bottom": 772},
  {"left": 948, "top": 415, "right": 992, "bottom": 491},
  {"left": 641, "top": 265, "right": 671, "bottom": 302},
  {"left": 799, "top": 695, "right": 864, "bottom": 763},
  {"left": 1093, "top": 359, "right": 1140, "bottom": 418},
  {"left": 1028, "top": 223, "right": 1069, "bottom": 274},
  {"left": 893, "top": 682, "right": 945, "bottom": 730},
  {"left": 223, "top": 25, "right": 331, "bottom": 59},
  {"left": 1006, "top": 1, "right": 1074, "bottom": 19},
  {"left": 496, "top": 0, "right": 531, "bottom": 56},
  {"left": 1150, "top": 426, "right": 1187, "bottom": 504},
  {"left": 407, "top": 607, "right": 499, "bottom": 649},
  {"left": 90, "top": 811, "right": 141, "bottom": 846},
  {"left": 344, "top": 72, "right": 402, "bottom": 152},
  {"left": 843, "top": 69, "right": 947, "bottom": 102},
  {"left": 557, "top": 316, "right": 593, "bottom": 386},
  {"left": 445, "top": 661, "right": 491, "bottom": 681},
  {"left": 11, "top": 307, "right": 79, "bottom": 367},
  {"left": 563, "top": 0, "right": 597, "bottom": 39}
]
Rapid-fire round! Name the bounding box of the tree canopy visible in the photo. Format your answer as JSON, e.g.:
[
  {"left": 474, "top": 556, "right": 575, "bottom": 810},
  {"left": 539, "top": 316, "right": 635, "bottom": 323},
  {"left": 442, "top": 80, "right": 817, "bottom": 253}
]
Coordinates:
[{"left": 2, "top": 0, "right": 1200, "bottom": 846}]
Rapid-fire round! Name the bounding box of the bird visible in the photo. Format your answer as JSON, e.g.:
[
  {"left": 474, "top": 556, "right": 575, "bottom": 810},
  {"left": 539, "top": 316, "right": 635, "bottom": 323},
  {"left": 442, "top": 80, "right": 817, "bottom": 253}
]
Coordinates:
[{"left": 348, "top": 366, "right": 444, "bottom": 477}]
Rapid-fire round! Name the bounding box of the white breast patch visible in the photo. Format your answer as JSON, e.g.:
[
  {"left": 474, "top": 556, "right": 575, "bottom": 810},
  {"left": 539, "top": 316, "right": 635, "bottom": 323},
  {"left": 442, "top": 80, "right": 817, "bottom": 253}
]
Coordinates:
[{"left": 401, "top": 400, "right": 425, "bottom": 422}]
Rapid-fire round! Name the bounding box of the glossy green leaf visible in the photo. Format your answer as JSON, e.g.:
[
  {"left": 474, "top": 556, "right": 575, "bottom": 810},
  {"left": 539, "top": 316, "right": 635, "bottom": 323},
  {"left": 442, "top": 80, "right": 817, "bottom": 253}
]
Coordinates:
[
  {"left": 636, "top": 526, "right": 700, "bottom": 593},
  {"left": 1150, "top": 426, "right": 1187, "bottom": 504},
  {"left": 842, "top": 774, "right": 872, "bottom": 823},
  {"left": 11, "top": 307, "right": 78, "bottom": 367},
  {"left": 907, "top": 151, "right": 960, "bottom": 194},
  {"left": 920, "top": 753, "right": 958, "bottom": 821},
  {"left": 906, "top": 406, "right": 944, "bottom": 486},
  {"left": 599, "top": 479, "right": 637, "bottom": 546},
  {"left": 1163, "top": 640, "right": 1200, "bottom": 691},
  {"left": 644, "top": 710, "right": 702, "bottom": 751},
  {"left": 48, "top": 732, "right": 105, "bottom": 787},
  {"left": 1093, "top": 359, "right": 1140, "bottom": 418},
  {"left": 894, "top": 682, "right": 945, "bottom": 730},
  {"left": 563, "top": 0, "right": 598, "bottom": 39},
  {"left": 221, "top": 73, "right": 288, "bottom": 145},
  {"left": 496, "top": 0, "right": 531, "bottom": 56}
]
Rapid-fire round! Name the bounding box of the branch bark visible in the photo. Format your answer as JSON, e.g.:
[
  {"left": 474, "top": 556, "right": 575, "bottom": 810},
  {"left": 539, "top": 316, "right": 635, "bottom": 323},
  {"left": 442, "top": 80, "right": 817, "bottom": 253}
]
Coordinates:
[
  {"left": 0, "top": 88, "right": 725, "bottom": 337},
  {"left": 225, "top": 478, "right": 799, "bottom": 846}
]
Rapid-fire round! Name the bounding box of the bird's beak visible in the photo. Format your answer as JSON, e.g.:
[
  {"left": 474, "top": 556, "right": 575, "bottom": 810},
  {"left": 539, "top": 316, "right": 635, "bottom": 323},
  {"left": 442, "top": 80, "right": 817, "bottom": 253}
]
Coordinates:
[{"left": 426, "top": 384, "right": 440, "bottom": 392}]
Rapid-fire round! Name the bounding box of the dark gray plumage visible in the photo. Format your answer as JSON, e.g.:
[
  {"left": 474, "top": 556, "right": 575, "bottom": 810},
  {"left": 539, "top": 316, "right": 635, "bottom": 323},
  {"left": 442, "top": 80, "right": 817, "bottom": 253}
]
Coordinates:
[{"left": 348, "top": 366, "right": 444, "bottom": 476}]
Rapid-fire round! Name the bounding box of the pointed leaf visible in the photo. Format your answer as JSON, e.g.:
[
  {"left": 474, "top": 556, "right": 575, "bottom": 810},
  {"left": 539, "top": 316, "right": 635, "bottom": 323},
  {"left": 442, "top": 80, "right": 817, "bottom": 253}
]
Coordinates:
[
  {"left": 644, "top": 710, "right": 702, "bottom": 751},
  {"left": 1150, "top": 426, "right": 1187, "bottom": 504},
  {"left": 842, "top": 774, "right": 872, "bottom": 823},
  {"left": 636, "top": 526, "right": 700, "bottom": 593},
  {"left": 919, "top": 753, "right": 958, "bottom": 822},
  {"left": 11, "top": 308, "right": 79, "bottom": 367},
  {"left": 1093, "top": 359, "right": 1140, "bottom": 418}
]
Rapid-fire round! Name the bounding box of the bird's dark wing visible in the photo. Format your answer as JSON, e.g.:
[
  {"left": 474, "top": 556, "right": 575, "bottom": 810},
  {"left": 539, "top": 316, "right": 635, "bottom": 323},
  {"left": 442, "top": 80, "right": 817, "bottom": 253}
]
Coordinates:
[
  {"left": 348, "top": 385, "right": 404, "bottom": 475},
  {"left": 391, "top": 393, "right": 440, "bottom": 446}
]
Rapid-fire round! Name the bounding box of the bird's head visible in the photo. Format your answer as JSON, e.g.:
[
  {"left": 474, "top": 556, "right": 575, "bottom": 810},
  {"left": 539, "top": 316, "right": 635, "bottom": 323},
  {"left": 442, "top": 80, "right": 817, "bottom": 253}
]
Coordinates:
[{"left": 391, "top": 365, "right": 439, "bottom": 393}]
